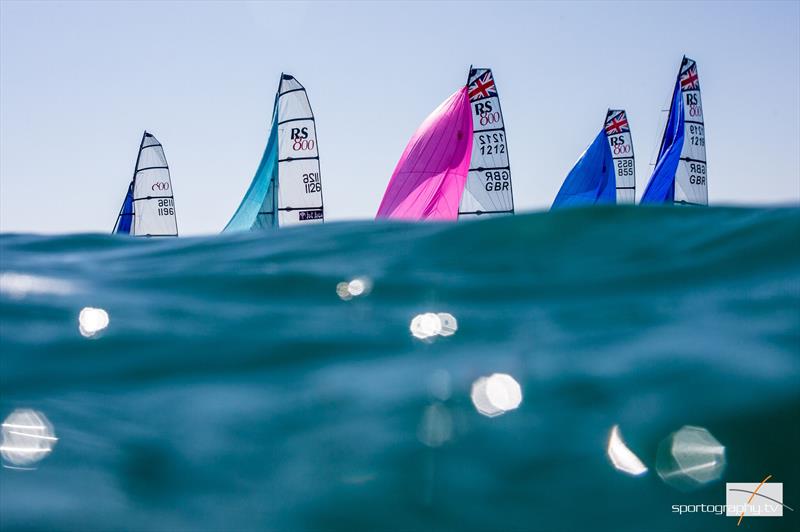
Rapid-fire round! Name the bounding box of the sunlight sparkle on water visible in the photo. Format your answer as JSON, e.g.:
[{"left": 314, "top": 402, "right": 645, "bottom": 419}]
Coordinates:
[
  {"left": 471, "top": 373, "right": 523, "bottom": 417},
  {"left": 410, "top": 313, "right": 442, "bottom": 339},
  {"left": 79, "top": 307, "right": 109, "bottom": 337},
  {"left": 336, "top": 277, "right": 372, "bottom": 300},
  {"left": 656, "top": 425, "right": 726, "bottom": 491},
  {"left": 0, "top": 272, "right": 74, "bottom": 299},
  {"left": 1, "top": 409, "right": 58, "bottom": 468},
  {"left": 410, "top": 312, "right": 458, "bottom": 340},
  {"left": 607, "top": 425, "right": 648, "bottom": 476}
]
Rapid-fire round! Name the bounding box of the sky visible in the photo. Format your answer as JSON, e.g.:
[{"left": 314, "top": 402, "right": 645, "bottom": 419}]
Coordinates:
[{"left": 1, "top": 0, "right": 798, "bottom": 235}]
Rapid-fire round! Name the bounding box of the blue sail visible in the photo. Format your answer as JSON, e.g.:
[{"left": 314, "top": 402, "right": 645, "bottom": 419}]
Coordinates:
[
  {"left": 641, "top": 76, "right": 685, "bottom": 204},
  {"left": 223, "top": 97, "right": 279, "bottom": 232},
  {"left": 551, "top": 129, "right": 615, "bottom": 209},
  {"left": 113, "top": 183, "right": 134, "bottom": 235}
]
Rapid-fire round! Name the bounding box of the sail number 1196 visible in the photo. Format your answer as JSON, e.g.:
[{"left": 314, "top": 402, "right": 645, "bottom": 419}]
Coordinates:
[{"left": 157, "top": 198, "right": 174, "bottom": 216}]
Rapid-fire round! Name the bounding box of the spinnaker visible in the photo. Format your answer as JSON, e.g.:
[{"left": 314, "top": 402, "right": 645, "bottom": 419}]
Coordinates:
[
  {"left": 551, "top": 109, "right": 635, "bottom": 208},
  {"left": 225, "top": 74, "right": 324, "bottom": 231},
  {"left": 377, "top": 67, "right": 513, "bottom": 221},
  {"left": 112, "top": 131, "right": 178, "bottom": 237},
  {"left": 641, "top": 57, "right": 707, "bottom": 205}
]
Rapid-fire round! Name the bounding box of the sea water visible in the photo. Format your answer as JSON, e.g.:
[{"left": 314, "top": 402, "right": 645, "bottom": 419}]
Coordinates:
[{"left": 1, "top": 206, "right": 798, "bottom": 531}]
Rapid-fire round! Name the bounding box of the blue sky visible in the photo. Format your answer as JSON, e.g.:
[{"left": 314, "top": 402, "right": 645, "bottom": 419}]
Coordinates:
[{"left": 1, "top": 0, "right": 798, "bottom": 234}]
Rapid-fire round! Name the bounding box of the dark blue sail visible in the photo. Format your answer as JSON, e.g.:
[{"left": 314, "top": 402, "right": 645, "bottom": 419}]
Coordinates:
[
  {"left": 113, "top": 182, "right": 134, "bottom": 235},
  {"left": 641, "top": 76, "right": 685, "bottom": 204},
  {"left": 551, "top": 129, "right": 615, "bottom": 209}
]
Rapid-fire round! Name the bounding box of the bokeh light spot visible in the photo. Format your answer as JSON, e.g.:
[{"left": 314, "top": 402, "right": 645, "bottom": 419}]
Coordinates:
[
  {"left": 471, "top": 373, "right": 522, "bottom": 417},
  {"left": 79, "top": 307, "right": 109, "bottom": 338},
  {"left": 607, "top": 425, "right": 648, "bottom": 476},
  {"left": 1, "top": 409, "right": 58, "bottom": 468}
]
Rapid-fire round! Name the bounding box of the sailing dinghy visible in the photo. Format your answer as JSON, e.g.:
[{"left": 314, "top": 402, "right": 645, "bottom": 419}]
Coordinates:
[
  {"left": 224, "top": 74, "right": 324, "bottom": 231},
  {"left": 112, "top": 131, "right": 178, "bottom": 237},
  {"left": 551, "top": 109, "right": 636, "bottom": 208},
  {"left": 641, "top": 56, "right": 707, "bottom": 205},
  {"left": 376, "top": 67, "right": 514, "bottom": 220}
]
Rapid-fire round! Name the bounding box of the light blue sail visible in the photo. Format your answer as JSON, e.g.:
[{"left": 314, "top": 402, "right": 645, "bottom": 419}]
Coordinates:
[
  {"left": 223, "top": 96, "right": 279, "bottom": 232},
  {"left": 641, "top": 76, "right": 685, "bottom": 204},
  {"left": 551, "top": 128, "right": 615, "bottom": 209}
]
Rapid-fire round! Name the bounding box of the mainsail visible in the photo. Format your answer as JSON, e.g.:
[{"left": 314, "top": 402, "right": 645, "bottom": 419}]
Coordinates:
[
  {"left": 458, "top": 68, "right": 514, "bottom": 218},
  {"left": 641, "top": 57, "right": 707, "bottom": 205},
  {"left": 376, "top": 85, "right": 473, "bottom": 220},
  {"left": 112, "top": 131, "right": 178, "bottom": 237},
  {"left": 606, "top": 110, "right": 636, "bottom": 203},
  {"left": 551, "top": 109, "right": 635, "bottom": 208},
  {"left": 224, "top": 74, "right": 324, "bottom": 231}
]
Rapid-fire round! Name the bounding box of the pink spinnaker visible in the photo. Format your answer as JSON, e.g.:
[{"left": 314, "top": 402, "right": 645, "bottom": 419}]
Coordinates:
[{"left": 376, "top": 87, "right": 473, "bottom": 220}]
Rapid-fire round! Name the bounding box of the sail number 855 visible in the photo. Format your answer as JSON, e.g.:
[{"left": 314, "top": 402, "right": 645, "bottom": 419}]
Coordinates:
[
  {"left": 484, "top": 170, "right": 510, "bottom": 191},
  {"left": 615, "top": 159, "right": 633, "bottom": 176}
]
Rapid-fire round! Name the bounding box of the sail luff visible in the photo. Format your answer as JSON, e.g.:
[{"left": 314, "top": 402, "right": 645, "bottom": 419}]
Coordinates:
[{"left": 376, "top": 86, "right": 473, "bottom": 220}]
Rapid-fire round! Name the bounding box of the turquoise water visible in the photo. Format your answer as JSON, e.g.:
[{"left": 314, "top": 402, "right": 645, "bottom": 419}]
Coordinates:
[{"left": 1, "top": 207, "right": 798, "bottom": 531}]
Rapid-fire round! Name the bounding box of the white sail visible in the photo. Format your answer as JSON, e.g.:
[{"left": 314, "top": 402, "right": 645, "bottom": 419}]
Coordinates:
[
  {"left": 459, "top": 68, "right": 513, "bottom": 218},
  {"left": 604, "top": 109, "right": 636, "bottom": 204},
  {"left": 674, "top": 58, "right": 707, "bottom": 205},
  {"left": 275, "top": 75, "right": 324, "bottom": 226},
  {"left": 131, "top": 132, "right": 178, "bottom": 237}
]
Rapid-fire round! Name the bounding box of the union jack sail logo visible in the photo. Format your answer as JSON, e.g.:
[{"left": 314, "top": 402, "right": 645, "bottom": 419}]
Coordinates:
[
  {"left": 605, "top": 110, "right": 629, "bottom": 135},
  {"left": 468, "top": 70, "right": 497, "bottom": 101},
  {"left": 680, "top": 62, "right": 699, "bottom": 91}
]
